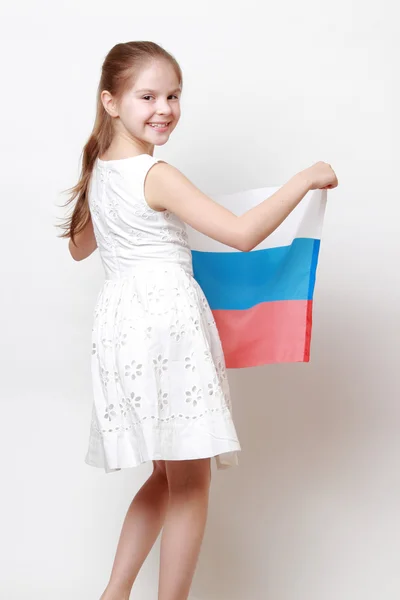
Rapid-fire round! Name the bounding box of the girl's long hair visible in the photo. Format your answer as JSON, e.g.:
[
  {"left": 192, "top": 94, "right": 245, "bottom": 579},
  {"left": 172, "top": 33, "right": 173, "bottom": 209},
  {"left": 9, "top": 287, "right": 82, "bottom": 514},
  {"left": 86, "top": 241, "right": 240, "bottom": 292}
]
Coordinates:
[{"left": 56, "top": 41, "right": 182, "bottom": 244}]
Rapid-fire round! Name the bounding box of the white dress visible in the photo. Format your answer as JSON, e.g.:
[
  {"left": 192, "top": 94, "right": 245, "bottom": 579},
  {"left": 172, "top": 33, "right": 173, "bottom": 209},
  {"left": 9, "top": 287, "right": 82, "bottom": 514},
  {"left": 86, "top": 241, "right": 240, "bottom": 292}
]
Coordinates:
[{"left": 84, "top": 153, "right": 241, "bottom": 473}]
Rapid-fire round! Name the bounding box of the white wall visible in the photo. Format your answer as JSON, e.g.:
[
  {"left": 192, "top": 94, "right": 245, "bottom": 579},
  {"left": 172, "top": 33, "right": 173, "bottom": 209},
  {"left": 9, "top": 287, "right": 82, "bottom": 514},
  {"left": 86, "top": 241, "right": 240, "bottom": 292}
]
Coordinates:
[{"left": 1, "top": 3, "right": 399, "bottom": 599}]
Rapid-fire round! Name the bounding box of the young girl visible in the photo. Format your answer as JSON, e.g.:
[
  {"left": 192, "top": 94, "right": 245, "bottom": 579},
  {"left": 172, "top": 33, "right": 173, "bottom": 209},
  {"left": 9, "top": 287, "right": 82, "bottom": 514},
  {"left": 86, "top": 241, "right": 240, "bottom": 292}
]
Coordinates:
[{"left": 59, "top": 41, "right": 338, "bottom": 600}]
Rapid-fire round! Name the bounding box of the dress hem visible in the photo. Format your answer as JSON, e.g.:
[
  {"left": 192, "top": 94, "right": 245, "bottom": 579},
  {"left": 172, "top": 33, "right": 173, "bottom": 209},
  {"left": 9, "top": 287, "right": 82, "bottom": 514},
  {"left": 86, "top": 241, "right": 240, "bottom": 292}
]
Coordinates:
[{"left": 84, "top": 444, "right": 241, "bottom": 474}]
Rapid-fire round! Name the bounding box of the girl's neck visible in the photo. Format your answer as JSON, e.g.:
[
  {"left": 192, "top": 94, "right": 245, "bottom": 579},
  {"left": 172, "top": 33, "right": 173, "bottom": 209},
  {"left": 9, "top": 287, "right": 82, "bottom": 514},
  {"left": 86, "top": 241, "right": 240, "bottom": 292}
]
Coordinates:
[{"left": 101, "top": 139, "right": 154, "bottom": 161}]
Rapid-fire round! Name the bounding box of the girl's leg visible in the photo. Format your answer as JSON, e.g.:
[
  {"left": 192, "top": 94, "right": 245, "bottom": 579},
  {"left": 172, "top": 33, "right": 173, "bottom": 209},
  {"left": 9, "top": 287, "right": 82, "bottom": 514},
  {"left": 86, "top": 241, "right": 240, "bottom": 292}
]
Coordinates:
[
  {"left": 158, "top": 458, "right": 212, "bottom": 600},
  {"left": 100, "top": 460, "right": 169, "bottom": 600}
]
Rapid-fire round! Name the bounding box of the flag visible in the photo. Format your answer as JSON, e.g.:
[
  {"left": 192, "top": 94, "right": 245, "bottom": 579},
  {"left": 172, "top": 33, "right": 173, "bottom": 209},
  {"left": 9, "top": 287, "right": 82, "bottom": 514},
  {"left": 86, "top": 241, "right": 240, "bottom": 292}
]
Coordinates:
[{"left": 187, "top": 187, "right": 327, "bottom": 368}]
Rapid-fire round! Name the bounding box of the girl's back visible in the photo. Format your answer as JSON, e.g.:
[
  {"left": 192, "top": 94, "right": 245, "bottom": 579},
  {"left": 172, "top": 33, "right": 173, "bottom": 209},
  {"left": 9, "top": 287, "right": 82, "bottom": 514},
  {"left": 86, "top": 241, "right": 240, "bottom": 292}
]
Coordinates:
[{"left": 90, "top": 154, "right": 193, "bottom": 277}]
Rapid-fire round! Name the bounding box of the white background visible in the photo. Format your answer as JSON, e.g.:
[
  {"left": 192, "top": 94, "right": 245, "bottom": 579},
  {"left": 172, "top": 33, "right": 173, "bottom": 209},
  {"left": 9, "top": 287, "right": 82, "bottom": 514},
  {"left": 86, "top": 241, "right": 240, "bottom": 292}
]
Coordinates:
[{"left": 1, "top": 2, "right": 399, "bottom": 599}]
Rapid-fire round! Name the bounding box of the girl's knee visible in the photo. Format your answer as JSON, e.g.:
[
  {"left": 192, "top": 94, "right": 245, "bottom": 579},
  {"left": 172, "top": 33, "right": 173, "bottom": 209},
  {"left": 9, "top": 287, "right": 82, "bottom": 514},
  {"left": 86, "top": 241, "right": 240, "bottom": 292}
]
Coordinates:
[
  {"left": 165, "top": 458, "right": 211, "bottom": 492},
  {"left": 152, "top": 459, "right": 167, "bottom": 479}
]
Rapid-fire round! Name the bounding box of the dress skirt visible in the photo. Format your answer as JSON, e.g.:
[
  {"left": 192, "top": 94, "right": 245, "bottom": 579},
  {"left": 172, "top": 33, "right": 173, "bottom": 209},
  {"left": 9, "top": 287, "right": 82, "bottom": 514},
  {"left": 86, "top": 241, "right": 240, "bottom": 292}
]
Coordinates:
[{"left": 84, "top": 263, "right": 241, "bottom": 473}]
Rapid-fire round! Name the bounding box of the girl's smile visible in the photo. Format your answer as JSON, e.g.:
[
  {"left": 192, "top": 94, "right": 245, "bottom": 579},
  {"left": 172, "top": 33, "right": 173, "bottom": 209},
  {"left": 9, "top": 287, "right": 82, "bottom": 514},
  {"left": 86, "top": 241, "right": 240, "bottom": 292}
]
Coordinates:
[{"left": 147, "top": 121, "right": 171, "bottom": 132}]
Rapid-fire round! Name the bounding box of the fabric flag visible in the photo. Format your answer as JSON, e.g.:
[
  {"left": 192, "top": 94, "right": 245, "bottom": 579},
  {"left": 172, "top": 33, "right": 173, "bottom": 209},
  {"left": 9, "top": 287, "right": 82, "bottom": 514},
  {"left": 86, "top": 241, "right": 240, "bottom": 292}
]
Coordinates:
[{"left": 187, "top": 187, "right": 327, "bottom": 369}]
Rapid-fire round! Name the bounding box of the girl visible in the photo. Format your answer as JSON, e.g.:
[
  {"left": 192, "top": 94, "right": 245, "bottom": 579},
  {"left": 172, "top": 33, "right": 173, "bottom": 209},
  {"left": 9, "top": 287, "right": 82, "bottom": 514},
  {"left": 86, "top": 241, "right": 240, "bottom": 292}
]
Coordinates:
[{"left": 58, "top": 41, "right": 338, "bottom": 600}]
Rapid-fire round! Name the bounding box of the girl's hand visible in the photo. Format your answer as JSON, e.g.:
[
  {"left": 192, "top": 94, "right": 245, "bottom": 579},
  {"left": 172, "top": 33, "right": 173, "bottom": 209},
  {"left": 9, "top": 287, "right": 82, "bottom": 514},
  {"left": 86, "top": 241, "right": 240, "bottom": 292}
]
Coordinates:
[{"left": 300, "top": 161, "right": 338, "bottom": 191}]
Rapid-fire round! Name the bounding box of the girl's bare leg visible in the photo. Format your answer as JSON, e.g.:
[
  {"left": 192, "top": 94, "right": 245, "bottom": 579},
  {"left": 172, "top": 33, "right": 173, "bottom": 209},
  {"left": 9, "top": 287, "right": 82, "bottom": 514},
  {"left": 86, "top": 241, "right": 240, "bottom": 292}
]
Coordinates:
[
  {"left": 158, "top": 458, "right": 212, "bottom": 600},
  {"left": 100, "top": 460, "right": 169, "bottom": 600}
]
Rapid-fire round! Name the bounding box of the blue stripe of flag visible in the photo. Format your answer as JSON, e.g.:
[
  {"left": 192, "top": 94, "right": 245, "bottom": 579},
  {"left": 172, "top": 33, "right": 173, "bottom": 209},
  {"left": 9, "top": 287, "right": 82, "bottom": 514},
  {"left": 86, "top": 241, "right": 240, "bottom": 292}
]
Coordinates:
[{"left": 192, "top": 238, "right": 321, "bottom": 310}]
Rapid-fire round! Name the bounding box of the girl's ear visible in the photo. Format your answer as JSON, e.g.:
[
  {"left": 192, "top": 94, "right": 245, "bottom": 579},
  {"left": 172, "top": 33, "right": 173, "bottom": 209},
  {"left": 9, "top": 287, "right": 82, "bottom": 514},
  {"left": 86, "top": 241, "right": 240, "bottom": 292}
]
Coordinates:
[{"left": 100, "top": 90, "right": 119, "bottom": 118}]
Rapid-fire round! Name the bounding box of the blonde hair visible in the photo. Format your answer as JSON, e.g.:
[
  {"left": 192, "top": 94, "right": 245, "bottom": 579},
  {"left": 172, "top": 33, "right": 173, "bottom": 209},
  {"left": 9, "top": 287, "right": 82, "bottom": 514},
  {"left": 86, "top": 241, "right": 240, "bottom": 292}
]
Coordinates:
[{"left": 56, "top": 41, "right": 182, "bottom": 243}]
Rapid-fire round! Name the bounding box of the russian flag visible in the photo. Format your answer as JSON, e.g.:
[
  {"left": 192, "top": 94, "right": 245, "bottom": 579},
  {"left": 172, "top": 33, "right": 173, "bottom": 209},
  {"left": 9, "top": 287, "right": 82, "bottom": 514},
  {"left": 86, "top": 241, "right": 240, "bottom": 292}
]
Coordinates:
[{"left": 187, "top": 187, "right": 327, "bottom": 369}]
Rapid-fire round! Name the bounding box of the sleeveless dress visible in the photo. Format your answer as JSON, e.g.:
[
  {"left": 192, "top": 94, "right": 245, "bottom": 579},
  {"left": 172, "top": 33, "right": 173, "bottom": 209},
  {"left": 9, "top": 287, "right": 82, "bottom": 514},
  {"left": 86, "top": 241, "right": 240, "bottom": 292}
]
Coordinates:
[{"left": 84, "top": 153, "right": 241, "bottom": 473}]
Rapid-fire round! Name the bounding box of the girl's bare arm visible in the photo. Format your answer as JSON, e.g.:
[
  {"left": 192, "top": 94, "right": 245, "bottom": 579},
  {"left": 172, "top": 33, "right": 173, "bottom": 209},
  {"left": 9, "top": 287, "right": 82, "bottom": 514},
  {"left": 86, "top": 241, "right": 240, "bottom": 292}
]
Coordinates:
[
  {"left": 145, "top": 163, "right": 312, "bottom": 252},
  {"left": 68, "top": 216, "right": 97, "bottom": 261}
]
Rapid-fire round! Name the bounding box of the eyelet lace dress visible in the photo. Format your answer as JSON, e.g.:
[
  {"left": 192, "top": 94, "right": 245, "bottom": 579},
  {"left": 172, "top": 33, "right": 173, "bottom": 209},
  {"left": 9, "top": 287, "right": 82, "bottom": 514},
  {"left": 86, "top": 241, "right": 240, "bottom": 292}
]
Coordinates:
[{"left": 84, "top": 153, "right": 241, "bottom": 473}]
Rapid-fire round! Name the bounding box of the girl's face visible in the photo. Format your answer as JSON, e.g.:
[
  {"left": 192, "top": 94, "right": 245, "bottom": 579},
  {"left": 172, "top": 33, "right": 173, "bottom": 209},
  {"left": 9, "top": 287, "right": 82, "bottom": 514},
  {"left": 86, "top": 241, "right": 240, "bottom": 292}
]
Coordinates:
[{"left": 112, "top": 60, "right": 181, "bottom": 151}]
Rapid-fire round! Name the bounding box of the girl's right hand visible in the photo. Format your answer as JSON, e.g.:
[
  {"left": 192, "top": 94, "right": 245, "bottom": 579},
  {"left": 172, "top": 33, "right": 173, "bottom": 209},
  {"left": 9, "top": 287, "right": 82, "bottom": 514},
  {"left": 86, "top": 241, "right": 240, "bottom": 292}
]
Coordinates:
[{"left": 301, "top": 161, "right": 338, "bottom": 190}]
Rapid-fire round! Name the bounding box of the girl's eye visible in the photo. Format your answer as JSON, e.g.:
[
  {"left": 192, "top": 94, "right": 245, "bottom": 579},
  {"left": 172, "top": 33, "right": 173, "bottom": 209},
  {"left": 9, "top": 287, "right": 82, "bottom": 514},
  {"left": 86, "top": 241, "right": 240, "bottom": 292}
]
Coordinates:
[{"left": 143, "top": 95, "right": 179, "bottom": 101}]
